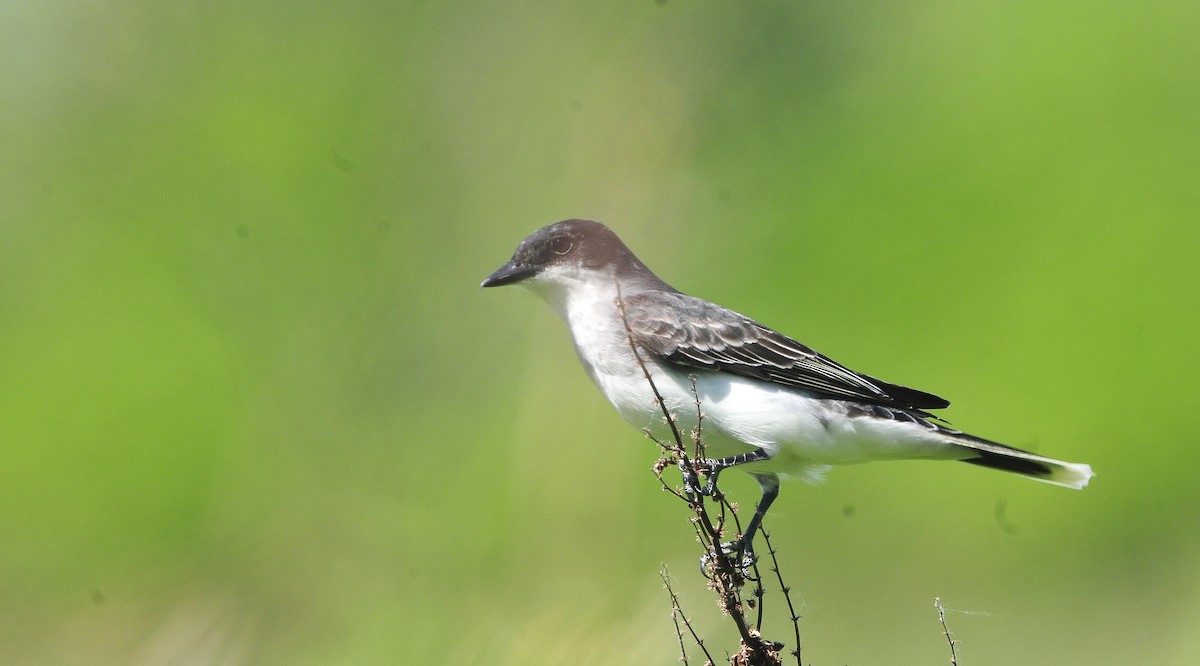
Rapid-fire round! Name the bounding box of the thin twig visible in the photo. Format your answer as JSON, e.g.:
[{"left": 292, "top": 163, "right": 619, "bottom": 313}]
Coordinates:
[
  {"left": 688, "top": 374, "right": 705, "bottom": 462},
  {"left": 762, "top": 529, "right": 803, "bottom": 666},
  {"left": 934, "top": 597, "right": 959, "bottom": 666},
  {"left": 663, "top": 565, "right": 715, "bottom": 665},
  {"left": 662, "top": 568, "right": 691, "bottom": 666},
  {"left": 613, "top": 285, "right": 685, "bottom": 449},
  {"left": 617, "top": 285, "right": 785, "bottom": 665}
]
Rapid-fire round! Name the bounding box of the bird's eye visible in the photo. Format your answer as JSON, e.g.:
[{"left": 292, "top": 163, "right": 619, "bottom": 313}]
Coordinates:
[{"left": 551, "top": 237, "right": 574, "bottom": 255}]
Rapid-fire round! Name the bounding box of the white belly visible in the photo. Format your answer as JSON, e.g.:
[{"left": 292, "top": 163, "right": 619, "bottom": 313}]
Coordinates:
[
  {"left": 553, "top": 285, "right": 958, "bottom": 483},
  {"left": 589, "top": 356, "right": 960, "bottom": 482}
]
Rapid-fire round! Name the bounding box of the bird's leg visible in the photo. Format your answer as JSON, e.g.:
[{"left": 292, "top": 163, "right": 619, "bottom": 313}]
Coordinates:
[
  {"left": 691, "top": 449, "right": 776, "bottom": 575},
  {"left": 679, "top": 458, "right": 702, "bottom": 500},
  {"left": 735, "top": 473, "right": 780, "bottom": 564},
  {"left": 698, "top": 448, "right": 773, "bottom": 496},
  {"left": 703, "top": 473, "right": 780, "bottom": 575},
  {"left": 700, "top": 475, "right": 782, "bottom": 578}
]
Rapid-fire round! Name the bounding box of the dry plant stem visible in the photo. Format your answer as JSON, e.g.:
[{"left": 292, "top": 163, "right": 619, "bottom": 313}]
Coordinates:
[
  {"left": 762, "top": 529, "right": 803, "bottom": 666},
  {"left": 687, "top": 373, "right": 767, "bottom": 601},
  {"left": 753, "top": 574, "right": 766, "bottom": 634},
  {"left": 934, "top": 597, "right": 959, "bottom": 666},
  {"left": 688, "top": 374, "right": 704, "bottom": 466},
  {"left": 662, "top": 566, "right": 717, "bottom": 666},
  {"left": 616, "top": 287, "right": 784, "bottom": 666},
  {"left": 668, "top": 595, "right": 690, "bottom": 665}
]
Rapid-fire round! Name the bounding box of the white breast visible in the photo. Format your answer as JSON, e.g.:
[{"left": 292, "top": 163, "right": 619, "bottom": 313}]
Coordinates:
[{"left": 524, "top": 271, "right": 957, "bottom": 483}]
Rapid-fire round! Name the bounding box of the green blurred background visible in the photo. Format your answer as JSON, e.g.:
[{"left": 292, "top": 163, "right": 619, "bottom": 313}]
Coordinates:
[{"left": 2, "top": 1, "right": 1197, "bottom": 664}]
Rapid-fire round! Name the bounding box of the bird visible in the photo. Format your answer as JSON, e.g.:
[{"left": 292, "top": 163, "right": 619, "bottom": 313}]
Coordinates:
[{"left": 481, "top": 219, "right": 1093, "bottom": 563}]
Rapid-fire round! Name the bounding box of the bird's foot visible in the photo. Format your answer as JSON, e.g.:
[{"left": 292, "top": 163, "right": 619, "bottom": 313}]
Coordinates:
[
  {"left": 679, "top": 458, "right": 719, "bottom": 500},
  {"left": 700, "top": 540, "right": 758, "bottom": 581}
]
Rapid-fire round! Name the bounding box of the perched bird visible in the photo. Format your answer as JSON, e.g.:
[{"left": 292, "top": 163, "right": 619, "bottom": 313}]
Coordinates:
[{"left": 481, "top": 219, "right": 1093, "bottom": 561}]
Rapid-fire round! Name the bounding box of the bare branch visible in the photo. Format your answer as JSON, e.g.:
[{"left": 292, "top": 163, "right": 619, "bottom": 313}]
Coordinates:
[
  {"left": 762, "top": 529, "right": 803, "bottom": 666},
  {"left": 615, "top": 284, "right": 794, "bottom": 666},
  {"left": 934, "top": 597, "right": 959, "bottom": 666},
  {"left": 662, "top": 565, "right": 717, "bottom": 665}
]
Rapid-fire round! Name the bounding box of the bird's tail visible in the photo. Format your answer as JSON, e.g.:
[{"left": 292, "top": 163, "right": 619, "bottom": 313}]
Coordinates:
[{"left": 949, "top": 431, "right": 1094, "bottom": 489}]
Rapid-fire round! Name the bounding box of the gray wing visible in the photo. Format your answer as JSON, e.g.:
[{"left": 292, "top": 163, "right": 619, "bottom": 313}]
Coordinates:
[{"left": 622, "top": 290, "right": 949, "bottom": 411}]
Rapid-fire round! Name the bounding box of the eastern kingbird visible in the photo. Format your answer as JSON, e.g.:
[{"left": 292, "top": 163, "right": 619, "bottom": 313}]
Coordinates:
[{"left": 482, "top": 219, "right": 1093, "bottom": 559}]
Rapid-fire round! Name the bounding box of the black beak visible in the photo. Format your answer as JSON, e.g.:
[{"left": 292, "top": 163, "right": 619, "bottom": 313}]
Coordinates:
[{"left": 481, "top": 260, "right": 539, "bottom": 288}]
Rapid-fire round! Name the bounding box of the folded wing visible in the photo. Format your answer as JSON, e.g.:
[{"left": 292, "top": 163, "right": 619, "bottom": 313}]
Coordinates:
[{"left": 622, "top": 290, "right": 949, "bottom": 412}]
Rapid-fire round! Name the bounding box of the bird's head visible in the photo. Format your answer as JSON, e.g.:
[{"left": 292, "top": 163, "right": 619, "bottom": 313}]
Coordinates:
[{"left": 481, "top": 220, "right": 662, "bottom": 300}]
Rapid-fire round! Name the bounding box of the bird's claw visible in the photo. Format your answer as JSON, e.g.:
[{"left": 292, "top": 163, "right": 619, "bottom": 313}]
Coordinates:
[
  {"left": 679, "top": 460, "right": 706, "bottom": 499},
  {"left": 679, "top": 458, "right": 718, "bottom": 499},
  {"left": 681, "top": 468, "right": 700, "bottom": 500},
  {"left": 699, "top": 540, "right": 758, "bottom": 580}
]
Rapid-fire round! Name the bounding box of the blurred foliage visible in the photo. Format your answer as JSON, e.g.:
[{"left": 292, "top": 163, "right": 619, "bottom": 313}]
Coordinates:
[{"left": 1, "top": 1, "right": 1198, "bottom": 664}]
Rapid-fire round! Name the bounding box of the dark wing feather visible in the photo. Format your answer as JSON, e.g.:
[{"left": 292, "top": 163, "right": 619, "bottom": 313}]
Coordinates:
[{"left": 623, "top": 291, "right": 949, "bottom": 411}]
